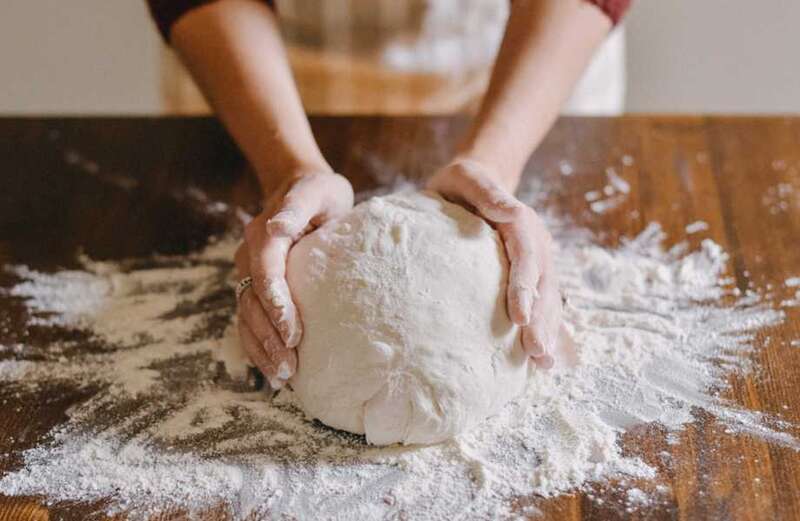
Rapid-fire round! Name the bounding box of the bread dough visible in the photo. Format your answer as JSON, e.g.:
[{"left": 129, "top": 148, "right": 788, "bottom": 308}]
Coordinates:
[{"left": 287, "top": 191, "right": 531, "bottom": 445}]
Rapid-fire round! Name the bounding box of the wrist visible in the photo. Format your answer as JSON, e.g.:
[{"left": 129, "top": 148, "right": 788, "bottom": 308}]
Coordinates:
[
  {"left": 286, "top": 161, "right": 336, "bottom": 181},
  {"left": 255, "top": 158, "right": 334, "bottom": 195},
  {"left": 449, "top": 152, "right": 520, "bottom": 194}
]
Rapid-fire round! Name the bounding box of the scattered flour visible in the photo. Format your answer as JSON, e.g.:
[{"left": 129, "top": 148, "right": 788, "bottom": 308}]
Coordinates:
[
  {"left": 762, "top": 182, "right": 798, "bottom": 215},
  {"left": 62, "top": 147, "right": 139, "bottom": 191},
  {"left": 781, "top": 278, "right": 800, "bottom": 307},
  {"left": 605, "top": 167, "right": 630, "bottom": 194},
  {"left": 782, "top": 293, "right": 800, "bottom": 308},
  {"left": 625, "top": 487, "right": 649, "bottom": 506},
  {"left": 586, "top": 167, "right": 631, "bottom": 214},
  {"left": 0, "top": 204, "right": 796, "bottom": 519},
  {"left": 558, "top": 160, "right": 575, "bottom": 176},
  {"left": 685, "top": 220, "right": 709, "bottom": 235},
  {"left": 772, "top": 159, "right": 788, "bottom": 172}
]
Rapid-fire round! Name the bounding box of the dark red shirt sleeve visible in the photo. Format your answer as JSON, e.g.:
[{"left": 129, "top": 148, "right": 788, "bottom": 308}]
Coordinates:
[
  {"left": 585, "top": 0, "right": 631, "bottom": 25},
  {"left": 147, "top": 0, "right": 630, "bottom": 44},
  {"left": 146, "top": 0, "right": 275, "bottom": 42}
]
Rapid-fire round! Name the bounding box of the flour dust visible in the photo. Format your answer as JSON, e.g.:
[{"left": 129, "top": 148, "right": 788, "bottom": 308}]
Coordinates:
[{"left": 0, "top": 197, "right": 797, "bottom": 520}]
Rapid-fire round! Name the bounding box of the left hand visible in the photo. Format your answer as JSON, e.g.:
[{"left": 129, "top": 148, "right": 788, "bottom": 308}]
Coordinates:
[
  {"left": 427, "top": 158, "right": 561, "bottom": 369},
  {"left": 235, "top": 171, "right": 354, "bottom": 389}
]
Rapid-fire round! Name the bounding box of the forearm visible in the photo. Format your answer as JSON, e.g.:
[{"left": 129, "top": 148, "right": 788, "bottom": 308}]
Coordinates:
[
  {"left": 457, "top": 0, "right": 612, "bottom": 192},
  {"left": 171, "top": 0, "right": 330, "bottom": 195}
]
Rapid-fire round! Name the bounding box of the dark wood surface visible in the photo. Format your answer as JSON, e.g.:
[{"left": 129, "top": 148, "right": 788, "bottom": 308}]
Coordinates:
[{"left": 1, "top": 115, "right": 800, "bottom": 520}]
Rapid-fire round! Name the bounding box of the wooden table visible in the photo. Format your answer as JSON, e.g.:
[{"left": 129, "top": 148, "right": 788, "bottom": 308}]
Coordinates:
[{"left": 1, "top": 116, "right": 799, "bottom": 520}]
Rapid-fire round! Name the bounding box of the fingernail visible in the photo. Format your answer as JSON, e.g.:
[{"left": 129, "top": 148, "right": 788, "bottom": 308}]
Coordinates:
[
  {"left": 276, "top": 361, "right": 292, "bottom": 380},
  {"left": 268, "top": 376, "right": 286, "bottom": 390}
]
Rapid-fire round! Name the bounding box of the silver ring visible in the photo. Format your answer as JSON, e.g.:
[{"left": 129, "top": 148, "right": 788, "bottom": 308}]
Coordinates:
[{"left": 235, "top": 276, "right": 253, "bottom": 302}]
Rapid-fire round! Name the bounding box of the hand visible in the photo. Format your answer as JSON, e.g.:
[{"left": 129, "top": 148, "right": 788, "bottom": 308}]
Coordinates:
[
  {"left": 235, "top": 171, "right": 354, "bottom": 388},
  {"left": 427, "top": 159, "right": 561, "bottom": 369}
]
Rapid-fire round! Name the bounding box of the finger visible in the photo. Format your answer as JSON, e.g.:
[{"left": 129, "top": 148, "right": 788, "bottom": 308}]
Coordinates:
[
  {"left": 245, "top": 217, "right": 302, "bottom": 348},
  {"left": 522, "top": 326, "right": 556, "bottom": 369},
  {"left": 521, "top": 326, "right": 545, "bottom": 357},
  {"left": 238, "top": 319, "right": 274, "bottom": 379},
  {"left": 498, "top": 220, "right": 542, "bottom": 326},
  {"left": 257, "top": 175, "right": 352, "bottom": 348},
  {"left": 532, "top": 272, "right": 562, "bottom": 355},
  {"left": 267, "top": 173, "right": 353, "bottom": 238},
  {"left": 239, "top": 288, "right": 298, "bottom": 382},
  {"left": 262, "top": 339, "right": 297, "bottom": 389},
  {"left": 239, "top": 290, "right": 288, "bottom": 352},
  {"left": 431, "top": 163, "right": 523, "bottom": 223},
  {"left": 522, "top": 260, "right": 562, "bottom": 363},
  {"left": 238, "top": 316, "right": 297, "bottom": 390}
]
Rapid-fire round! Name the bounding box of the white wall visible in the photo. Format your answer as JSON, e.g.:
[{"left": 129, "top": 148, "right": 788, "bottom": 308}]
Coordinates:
[
  {"left": 625, "top": 0, "right": 800, "bottom": 113},
  {"left": 0, "top": 1, "right": 162, "bottom": 114},
  {"left": 0, "top": 1, "right": 798, "bottom": 114}
]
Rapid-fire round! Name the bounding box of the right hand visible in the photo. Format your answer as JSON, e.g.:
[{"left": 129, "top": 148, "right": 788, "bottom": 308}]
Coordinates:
[
  {"left": 235, "top": 171, "right": 354, "bottom": 389},
  {"left": 428, "top": 159, "right": 562, "bottom": 369}
]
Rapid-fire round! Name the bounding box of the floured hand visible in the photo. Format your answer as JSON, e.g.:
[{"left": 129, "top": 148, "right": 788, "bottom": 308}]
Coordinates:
[
  {"left": 235, "top": 171, "right": 354, "bottom": 388},
  {"left": 427, "top": 158, "right": 562, "bottom": 369}
]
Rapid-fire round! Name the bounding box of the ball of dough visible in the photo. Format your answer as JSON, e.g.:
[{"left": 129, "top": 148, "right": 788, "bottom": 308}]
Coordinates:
[{"left": 287, "top": 191, "right": 531, "bottom": 445}]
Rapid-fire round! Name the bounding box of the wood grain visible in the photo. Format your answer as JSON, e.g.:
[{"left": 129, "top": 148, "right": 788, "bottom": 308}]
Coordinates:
[{"left": 1, "top": 116, "right": 799, "bottom": 520}]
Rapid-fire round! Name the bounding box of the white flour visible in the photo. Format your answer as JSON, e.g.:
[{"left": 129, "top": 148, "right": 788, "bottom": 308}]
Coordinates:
[
  {"left": 586, "top": 167, "right": 631, "bottom": 214},
  {"left": 685, "top": 220, "right": 709, "bottom": 235},
  {"left": 0, "top": 200, "right": 797, "bottom": 519},
  {"left": 762, "top": 181, "right": 798, "bottom": 215}
]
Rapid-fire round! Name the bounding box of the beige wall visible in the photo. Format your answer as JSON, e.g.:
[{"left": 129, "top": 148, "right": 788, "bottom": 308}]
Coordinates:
[
  {"left": 0, "top": 0, "right": 162, "bottom": 114},
  {"left": 0, "top": 1, "right": 798, "bottom": 114},
  {"left": 625, "top": 0, "right": 800, "bottom": 113}
]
